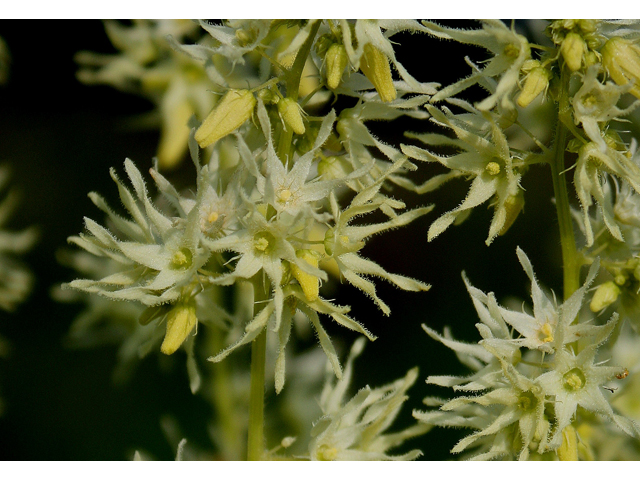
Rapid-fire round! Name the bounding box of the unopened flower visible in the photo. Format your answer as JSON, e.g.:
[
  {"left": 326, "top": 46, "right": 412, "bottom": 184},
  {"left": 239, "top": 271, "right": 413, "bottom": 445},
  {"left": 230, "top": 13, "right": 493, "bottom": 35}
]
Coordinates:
[
  {"left": 359, "top": 44, "right": 396, "bottom": 103},
  {"left": 325, "top": 43, "right": 349, "bottom": 90},
  {"left": 195, "top": 89, "right": 256, "bottom": 148},
  {"left": 602, "top": 36, "right": 640, "bottom": 99}
]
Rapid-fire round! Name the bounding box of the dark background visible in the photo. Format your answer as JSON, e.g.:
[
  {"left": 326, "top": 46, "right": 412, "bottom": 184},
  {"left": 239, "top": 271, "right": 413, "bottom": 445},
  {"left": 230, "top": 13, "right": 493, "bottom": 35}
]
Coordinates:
[{"left": 0, "top": 20, "right": 561, "bottom": 460}]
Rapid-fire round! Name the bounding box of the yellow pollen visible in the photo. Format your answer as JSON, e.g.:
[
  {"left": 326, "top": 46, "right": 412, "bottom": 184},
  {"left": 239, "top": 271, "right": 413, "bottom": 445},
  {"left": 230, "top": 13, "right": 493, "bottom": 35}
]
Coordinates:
[
  {"left": 485, "top": 161, "right": 501, "bottom": 175},
  {"left": 254, "top": 237, "right": 269, "bottom": 252},
  {"left": 278, "top": 188, "right": 292, "bottom": 203},
  {"left": 316, "top": 445, "right": 338, "bottom": 461},
  {"left": 208, "top": 211, "right": 219, "bottom": 223},
  {"left": 172, "top": 250, "right": 188, "bottom": 266},
  {"left": 540, "top": 322, "right": 554, "bottom": 343},
  {"left": 504, "top": 43, "right": 520, "bottom": 58}
]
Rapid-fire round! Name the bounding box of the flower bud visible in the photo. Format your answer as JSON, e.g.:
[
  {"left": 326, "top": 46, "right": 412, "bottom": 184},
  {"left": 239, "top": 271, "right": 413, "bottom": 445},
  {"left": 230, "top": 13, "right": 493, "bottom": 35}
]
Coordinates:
[
  {"left": 561, "top": 32, "right": 586, "bottom": 72},
  {"left": 602, "top": 37, "right": 640, "bottom": 99},
  {"left": 360, "top": 43, "right": 396, "bottom": 103},
  {"left": 278, "top": 97, "right": 305, "bottom": 135},
  {"left": 589, "top": 281, "right": 621, "bottom": 312},
  {"left": 161, "top": 300, "right": 197, "bottom": 355},
  {"left": 557, "top": 425, "right": 578, "bottom": 461},
  {"left": 517, "top": 67, "right": 552, "bottom": 107},
  {"left": 194, "top": 89, "right": 256, "bottom": 148},
  {"left": 290, "top": 249, "right": 321, "bottom": 302},
  {"left": 499, "top": 191, "right": 525, "bottom": 236},
  {"left": 325, "top": 43, "right": 349, "bottom": 90}
]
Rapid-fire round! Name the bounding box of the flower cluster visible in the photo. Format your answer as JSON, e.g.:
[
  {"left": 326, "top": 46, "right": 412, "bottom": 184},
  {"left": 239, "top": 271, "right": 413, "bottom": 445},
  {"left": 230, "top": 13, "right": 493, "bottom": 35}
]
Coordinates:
[
  {"left": 65, "top": 20, "right": 435, "bottom": 396},
  {"left": 414, "top": 248, "right": 640, "bottom": 460}
]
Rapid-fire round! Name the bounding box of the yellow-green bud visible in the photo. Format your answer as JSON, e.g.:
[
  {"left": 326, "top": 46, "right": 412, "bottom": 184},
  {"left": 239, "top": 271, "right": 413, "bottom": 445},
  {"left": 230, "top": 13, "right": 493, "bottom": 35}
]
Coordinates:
[
  {"left": 557, "top": 425, "right": 579, "bottom": 461},
  {"left": 561, "top": 32, "right": 586, "bottom": 72},
  {"left": 290, "top": 249, "right": 321, "bottom": 302},
  {"left": 602, "top": 37, "right": 640, "bottom": 99},
  {"left": 195, "top": 89, "right": 256, "bottom": 148},
  {"left": 499, "top": 191, "right": 525, "bottom": 236},
  {"left": 589, "top": 281, "right": 621, "bottom": 312},
  {"left": 278, "top": 97, "right": 305, "bottom": 135},
  {"left": 360, "top": 43, "right": 396, "bottom": 103},
  {"left": 517, "top": 67, "right": 552, "bottom": 107},
  {"left": 325, "top": 43, "right": 349, "bottom": 90},
  {"left": 161, "top": 300, "right": 197, "bottom": 355}
]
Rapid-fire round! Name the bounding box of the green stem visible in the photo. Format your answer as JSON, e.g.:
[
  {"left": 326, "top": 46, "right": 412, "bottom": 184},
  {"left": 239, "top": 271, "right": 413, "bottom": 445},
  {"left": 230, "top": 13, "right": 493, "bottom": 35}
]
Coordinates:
[
  {"left": 246, "top": 22, "right": 322, "bottom": 460},
  {"left": 550, "top": 121, "right": 580, "bottom": 301},
  {"left": 247, "top": 323, "right": 267, "bottom": 461},
  {"left": 277, "top": 20, "right": 321, "bottom": 164}
]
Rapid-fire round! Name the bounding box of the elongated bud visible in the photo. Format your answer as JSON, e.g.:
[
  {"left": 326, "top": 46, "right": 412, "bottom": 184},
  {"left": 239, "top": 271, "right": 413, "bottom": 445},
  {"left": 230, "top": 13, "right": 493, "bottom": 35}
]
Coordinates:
[
  {"left": 517, "top": 67, "right": 552, "bottom": 107},
  {"left": 360, "top": 43, "right": 396, "bottom": 103},
  {"left": 194, "top": 89, "right": 256, "bottom": 148},
  {"left": 278, "top": 97, "right": 305, "bottom": 135},
  {"left": 561, "top": 32, "right": 586, "bottom": 72},
  {"left": 325, "top": 43, "right": 349, "bottom": 90},
  {"left": 589, "top": 281, "right": 621, "bottom": 312},
  {"left": 499, "top": 191, "right": 525, "bottom": 236},
  {"left": 557, "top": 425, "right": 579, "bottom": 461},
  {"left": 602, "top": 37, "right": 640, "bottom": 99},
  {"left": 290, "top": 249, "right": 321, "bottom": 302},
  {"left": 161, "top": 300, "right": 197, "bottom": 355}
]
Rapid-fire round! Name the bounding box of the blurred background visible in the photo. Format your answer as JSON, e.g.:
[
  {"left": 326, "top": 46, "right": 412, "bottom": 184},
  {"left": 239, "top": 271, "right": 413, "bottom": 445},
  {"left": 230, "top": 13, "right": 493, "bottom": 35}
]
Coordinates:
[{"left": 0, "top": 20, "right": 562, "bottom": 460}]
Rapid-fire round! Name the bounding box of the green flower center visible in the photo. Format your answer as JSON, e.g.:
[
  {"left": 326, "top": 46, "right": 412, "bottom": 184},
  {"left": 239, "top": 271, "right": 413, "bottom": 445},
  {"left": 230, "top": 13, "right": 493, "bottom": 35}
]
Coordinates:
[
  {"left": 170, "top": 247, "right": 193, "bottom": 270},
  {"left": 517, "top": 391, "right": 538, "bottom": 412},
  {"left": 563, "top": 367, "right": 586, "bottom": 391},
  {"left": 253, "top": 231, "right": 276, "bottom": 254}
]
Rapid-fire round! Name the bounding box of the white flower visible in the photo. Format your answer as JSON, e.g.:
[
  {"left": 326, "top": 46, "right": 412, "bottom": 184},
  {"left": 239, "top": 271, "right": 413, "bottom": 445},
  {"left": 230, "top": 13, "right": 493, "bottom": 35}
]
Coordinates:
[
  {"left": 324, "top": 167, "right": 433, "bottom": 316},
  {"left": 308, "top": 338, "right": 429, "bottom": 460},
  {"left": 574, "top": 141, "right": 640, "bottom": 246},
  {"left": 537, "top": 336, "right": 640, "bottom": 449},
  {"left": 422, "top": 20, "right": 530, "bottom": 112},
  {"left": 65, "top": 158, "right": 209, "bottom": 306},
  {"left": 403, "top": 105, "right": 525, "bottom": 245},
  {"left": 572, "top": 65, "right": 640, "bottom": 152}
]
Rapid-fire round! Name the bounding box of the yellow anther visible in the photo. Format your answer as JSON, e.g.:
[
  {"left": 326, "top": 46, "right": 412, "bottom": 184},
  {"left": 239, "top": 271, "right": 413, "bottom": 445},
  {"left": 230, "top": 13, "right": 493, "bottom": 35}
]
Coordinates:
[
  {"left": 278, "top": 188, "right": 292, "bottom": 203},
  {"left": 207, "top": 211, "right": 219, "bottom": 223},
  {"left": 504, "top": 43, "right": 520, "bottom": 58},
  {"left": 563, "top": 367, "right": 586, "bottom": 391},
  {"left": 485, "top": 161, "right": 501, "bottom": 175},
  {"left": 170, "top": 247, "right": 192, "bottom": 270},
  {"left": 539, "top": 322, "right": 554, "bottom": 343},
  {"left": 316, "top": 445, "right": 338, "bottom": 461},
  {"left": 254, "top": 237, "right": 270, "bottom": 252}
]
